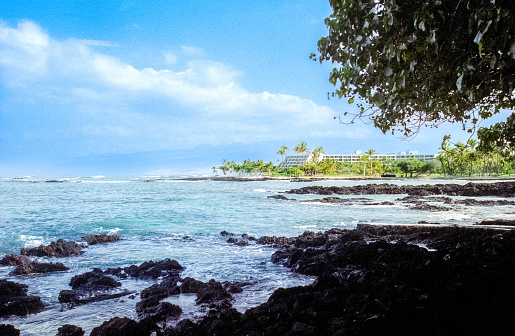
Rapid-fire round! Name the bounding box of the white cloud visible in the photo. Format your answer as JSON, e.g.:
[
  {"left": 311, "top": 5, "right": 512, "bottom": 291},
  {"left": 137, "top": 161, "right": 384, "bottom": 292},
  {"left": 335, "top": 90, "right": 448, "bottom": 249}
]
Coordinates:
[
  {"left": 0, "top": 20, "right": 346, "bottom": 155},
  {"left": 0, "top": 20, "right": 49, "bottom": 76}
]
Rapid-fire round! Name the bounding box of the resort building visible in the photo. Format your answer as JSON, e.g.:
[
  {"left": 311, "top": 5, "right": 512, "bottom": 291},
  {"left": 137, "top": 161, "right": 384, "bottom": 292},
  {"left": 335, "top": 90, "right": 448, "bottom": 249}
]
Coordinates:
[{"left": 281, "top": 150, "right": 436, "bottom": 168}]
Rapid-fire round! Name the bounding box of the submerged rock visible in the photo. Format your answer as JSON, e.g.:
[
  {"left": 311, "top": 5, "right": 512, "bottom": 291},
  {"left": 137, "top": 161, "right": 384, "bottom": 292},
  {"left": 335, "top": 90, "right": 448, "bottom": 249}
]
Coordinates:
[
  {"left": 0, "top": 279, "right": 44, "bottom": 317},
  {"left": 222, "top": 232, "right": 256, "bottom": 246},
  {"left": 267, "top": 194, "right": 295, "bottom": 201},
  {"left": 20, "top": 239, "right": 83, "bottom": 258}
]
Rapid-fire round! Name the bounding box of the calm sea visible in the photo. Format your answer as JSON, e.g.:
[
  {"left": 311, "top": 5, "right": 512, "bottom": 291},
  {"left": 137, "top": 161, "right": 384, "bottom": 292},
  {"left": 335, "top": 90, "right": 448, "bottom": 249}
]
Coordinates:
[{"left": 1, "top": 176, "right": 513, "bottom": 334}]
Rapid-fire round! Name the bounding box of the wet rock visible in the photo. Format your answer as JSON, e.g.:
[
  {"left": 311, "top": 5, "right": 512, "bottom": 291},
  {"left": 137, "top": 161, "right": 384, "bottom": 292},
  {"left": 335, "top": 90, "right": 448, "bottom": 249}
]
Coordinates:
[
  {"left": 81, "top": 234, "right": 120, "bottom": 245},
  {"left": 56, "top": 324, "right": 85, "bottom": 336},
  {"left": 396, "top": 195, "right": 424, "bottom": 203},
  {"left": 58, "top": 268, "right": 133, "bottom": 305},
  {"left": 410, "top": 203, "right": 452, "bottom": 211},
  {"left": 477, "top": 219, "right": 515, "bottom": 226},
  {"left": 136, "top": 299, "right": 182, "bottom": 323},
  {"left": 105, "top": 259, "right": 183, "bottom": 280},
  {"left": 168, "top": 225, "right": 515, "bottom": 336},
  {"left": 10, "top": 259, "right": 69, "bottom": 276},
  {"left": 90, "top": 317, "right": 147, "bottom": 336},
  {"left": 222, "top": 281, "right": 251, "bottom": 294},
  {"left": 20, "top": 239, "right": 83, "bottom": 258},
  {"left": 0, "top": 254, "right": 29, "bottom": 266},
  {"left": 286, "top": 181, "right": 515, "bottom": 197},
  {"left": 196, "top": 279, "right": 233, "bottom": 310},
  {"left": 223, "top": 232, "right": 255, "bottom": 246},
  {"left": 226, "top": 237, "right": 238, "bottom": 244},
  {"left": 140, "top": 275, "right": 181, "bottom": 301},
  {"left": 69, "top": 268, "right": 121, "bottom": 290},
  {"left": 457, "top": 198, "right": 515, "bottom": 206},
  {"left": 226, "top": 237, "right": 249, "bottom": 246},
  {"left": 256, "top": 235, "right": 296, "bottom": 248},
  {"left": 0, "top": 324, "right": 20, "bottom": 336},
  {"left": 0, "top": 279, "right": 44, "bottom": 317},
  {"left": 179, "top": 277, "right": 205, "bottom": 293},
  {"left": 1, "top": 254, "right": 69, "bottom": 275},
  {"left": 302, "top": 196, "right": 373, "bottom": 204},
  {"left": 267, "top": 194, "right": 295, "bottom": 200},
  {"left": 241, "top": 233, "right": 256, "bottom": 241}
]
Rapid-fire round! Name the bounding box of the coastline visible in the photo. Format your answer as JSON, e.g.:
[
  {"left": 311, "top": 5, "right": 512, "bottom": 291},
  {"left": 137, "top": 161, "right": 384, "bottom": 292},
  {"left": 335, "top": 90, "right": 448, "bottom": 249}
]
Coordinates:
[
  {"left": 3, "top": 223, "right": 515, "bottom": 335},
  {"left": 2, "top": 178, "right": 515, "bottom": 335},
  {"left": 181, "top": 175, "right": 515, "bottom": 182}
]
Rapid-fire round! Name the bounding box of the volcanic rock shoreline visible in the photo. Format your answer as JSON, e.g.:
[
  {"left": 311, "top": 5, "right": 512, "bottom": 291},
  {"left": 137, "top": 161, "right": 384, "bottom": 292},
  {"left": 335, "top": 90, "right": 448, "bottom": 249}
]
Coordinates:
[
  {"left": 284, "top": 180, "right": 515, "bottom": 197},
  {"left": 170, "top": 224, "right": 515, "bottom": 336},
  {"left": 45, "top": 224, "right": 500, "bottom": 335},
  {"left": 10, "top": 224, "right": 507, "bottom": 336}
]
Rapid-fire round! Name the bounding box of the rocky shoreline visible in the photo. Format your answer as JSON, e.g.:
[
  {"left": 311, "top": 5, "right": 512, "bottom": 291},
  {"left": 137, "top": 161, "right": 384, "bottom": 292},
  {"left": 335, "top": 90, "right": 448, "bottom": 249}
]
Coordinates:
[
  {"left": 1, "top": 223, "right": 515, "bottom": 335},
  {"left": 284, "top": 181, "right": 515, "bottom": 197}
]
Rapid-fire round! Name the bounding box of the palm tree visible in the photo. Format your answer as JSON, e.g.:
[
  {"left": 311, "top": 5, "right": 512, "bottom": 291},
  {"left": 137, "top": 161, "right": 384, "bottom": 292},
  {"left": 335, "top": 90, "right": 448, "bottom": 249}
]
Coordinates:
[
  {"left": 219, "top": 159, "right": 230, "bottom": 175},
  {"left": 277, "top": 146, "right": 289, "bottom": 163},
  {"left": 293, "top": 141, "right": 310, "bottom": 155},
  {"left": 366, "top": 149, "right": 376, "bottom": 176},
  {"left": 360, "top": 154, "right": 369, "bottom": 177},
  {"left": 311, "top": 146, "right": 325, "bottom": 163}
]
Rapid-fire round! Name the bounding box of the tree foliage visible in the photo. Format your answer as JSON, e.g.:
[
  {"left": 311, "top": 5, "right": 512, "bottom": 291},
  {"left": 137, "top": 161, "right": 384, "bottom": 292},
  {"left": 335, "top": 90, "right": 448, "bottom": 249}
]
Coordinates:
[
  {"left": 438, "top": 136, "right": 511, "bottom": 176},
  {"left": 314, "top": 0, "right": 515, "bottom": 138}
]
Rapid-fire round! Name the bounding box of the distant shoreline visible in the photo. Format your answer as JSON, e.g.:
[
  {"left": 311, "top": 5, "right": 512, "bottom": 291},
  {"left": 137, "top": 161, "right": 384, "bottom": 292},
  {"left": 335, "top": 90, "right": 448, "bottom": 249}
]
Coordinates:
[{"left": 180, "top": 175, "right": 515, "bottom": 182}]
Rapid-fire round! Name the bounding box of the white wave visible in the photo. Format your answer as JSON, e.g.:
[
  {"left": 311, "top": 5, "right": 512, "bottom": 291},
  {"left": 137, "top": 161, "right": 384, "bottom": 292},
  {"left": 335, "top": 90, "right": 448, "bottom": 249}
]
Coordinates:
[
  {"left": 19, "top": 235, "right": 45, "bottom": 247},
  {"left": 332, "top": 221, "right": 353, "bottom": 227},
  {"left": 293, "top": 225, "right": 317, "bottom": 229},
  {"left": 253, "top": 189, "right": 267, "bottom": 193},
  {"left": 91, "top": 175, "right": 105, "bottom": 178},
  {"left": 94, "top": 227, "right": 123, "bottom": 235}
]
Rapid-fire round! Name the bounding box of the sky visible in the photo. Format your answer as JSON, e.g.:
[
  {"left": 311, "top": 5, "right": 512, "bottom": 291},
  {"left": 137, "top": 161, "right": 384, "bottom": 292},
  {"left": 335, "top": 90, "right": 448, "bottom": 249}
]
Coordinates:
[{"left": 0, "top": 0, "right": 509, "bottom": 176}]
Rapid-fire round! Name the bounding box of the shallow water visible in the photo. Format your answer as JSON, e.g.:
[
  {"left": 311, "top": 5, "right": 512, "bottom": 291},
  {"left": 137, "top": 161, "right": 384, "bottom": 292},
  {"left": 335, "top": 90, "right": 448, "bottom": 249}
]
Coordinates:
[{"left": 1, "top": 176, "right": 514, "bottom": 334}]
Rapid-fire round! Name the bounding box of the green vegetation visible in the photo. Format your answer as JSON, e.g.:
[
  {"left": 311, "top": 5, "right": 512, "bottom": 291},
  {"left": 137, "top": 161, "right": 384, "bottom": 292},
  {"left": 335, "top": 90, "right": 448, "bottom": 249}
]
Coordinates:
[
  {"left": 216, "top": 159, "right": 280, "bottom": 176},
  {"left": 216, "top": 139, "right": 515, "bottom": 178},
  {"left": 216, "top": 142, "right": 434, "bottom": 178},
  {"left": 437, "top": 136, "right": 514, "bottom": 177},
  {"left": 312, "top": 0, "right": 515, "bottom": 144}
]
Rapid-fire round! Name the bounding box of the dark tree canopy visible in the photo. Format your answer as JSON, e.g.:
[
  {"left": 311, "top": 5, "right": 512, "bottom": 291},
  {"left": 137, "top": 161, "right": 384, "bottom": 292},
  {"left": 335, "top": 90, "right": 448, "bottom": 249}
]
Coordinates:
[{"left": 315, "top": 0, "right": 515, "bottom": 140}]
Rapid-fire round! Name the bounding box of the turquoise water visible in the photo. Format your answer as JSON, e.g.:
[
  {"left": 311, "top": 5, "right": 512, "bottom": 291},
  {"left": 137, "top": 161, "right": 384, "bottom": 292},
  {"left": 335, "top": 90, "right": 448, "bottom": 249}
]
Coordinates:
[{"left": 1, "top": 176, "right": 514, "bottom": 334}]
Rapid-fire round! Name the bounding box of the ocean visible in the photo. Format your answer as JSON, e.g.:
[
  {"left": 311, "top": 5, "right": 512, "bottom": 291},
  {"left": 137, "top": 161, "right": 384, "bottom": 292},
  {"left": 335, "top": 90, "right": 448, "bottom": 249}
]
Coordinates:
[{"left": 1, "top": 176, "right": 514, "bottom": 334}]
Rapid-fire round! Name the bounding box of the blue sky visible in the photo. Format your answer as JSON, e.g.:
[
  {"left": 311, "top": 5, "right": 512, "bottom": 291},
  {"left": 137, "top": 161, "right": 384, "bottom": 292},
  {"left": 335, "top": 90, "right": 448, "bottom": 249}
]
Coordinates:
[{"left": 0, "top": 0, "right": 508, "bottom": 176}]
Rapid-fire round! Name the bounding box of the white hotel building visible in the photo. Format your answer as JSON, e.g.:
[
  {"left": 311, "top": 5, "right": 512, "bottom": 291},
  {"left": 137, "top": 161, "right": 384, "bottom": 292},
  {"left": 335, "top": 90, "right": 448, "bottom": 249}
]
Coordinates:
[{"left": 281, "top": 150, "right": 436, "bottom": 168}]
